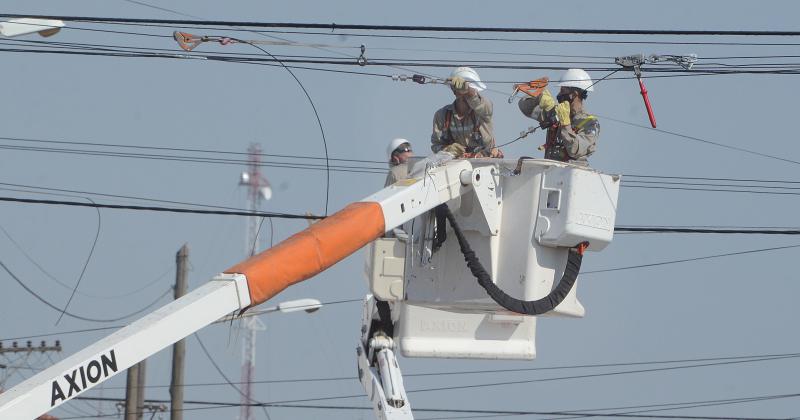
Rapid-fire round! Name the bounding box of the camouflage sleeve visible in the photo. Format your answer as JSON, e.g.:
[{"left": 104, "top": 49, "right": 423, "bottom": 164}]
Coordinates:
[
  {"left": 466, "top": 93, "right": 493, "bottom": 122},
  {"left": 431, "top": 108, "right": 447, "bottom": 153},
  {"left": 518, "top": 97, "right": 545, "bottom": 123},
  {"left": 559, "top": 119, "right": 600, "bottom": 159}
]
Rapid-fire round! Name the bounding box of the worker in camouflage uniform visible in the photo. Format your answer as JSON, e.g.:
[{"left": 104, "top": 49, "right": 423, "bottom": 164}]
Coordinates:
[
  {"left": 431, "top": 67, "right": 502, "bottom": 158},
  {"left": 518, "top": 68, "right": 599, "bottom": 166},
  {"left": 385, "top": 138, "right": 413, "bottom": 187}
]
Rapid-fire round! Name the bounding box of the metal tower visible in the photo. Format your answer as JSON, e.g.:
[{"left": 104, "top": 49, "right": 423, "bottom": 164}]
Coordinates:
[{"left": 238, "top": 143, "right": 270, "bottom": 420}]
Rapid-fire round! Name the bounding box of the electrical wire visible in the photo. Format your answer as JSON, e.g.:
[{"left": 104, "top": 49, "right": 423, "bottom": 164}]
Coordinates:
[
  {"left": 582, "top": 244, "right": 800, "bottom": 275},
  {"left": 177, "top": 353, "right": 797, "bottom": 407},
  {"left": 56, "top": 198, "right": 101, "bottom": 325},
  {"left": 5, "top": 15, "right": 800, "bottom": 36},
  {"left": 4, "top": 135, "right": 800, "bottom": 188},
  {"left": 0, "top": 297, "right": 361, "bottom": 341},
  {"left": 600, "top": 115, "right": 800, "bottom": 166},
  {"left": 6, "top": 195, "right": 800, "bottom": 235},
  {"left": 6, "top": 138, "right": 800, "bottom": 196},
  {"left": 8, "top": 43, "right": 800, "bottom": 76},
  {"left": 71, "top": 391, "right": 800, "bottom": 420},
  {"left": 92, "top": 351, "right": 800, "bottom": 390},
  {"left": 194, "top": 333, "right": 272, "bottom": 420},
  {"left": 0, "top": 196, "right": 325, "bottom": 219},
  {"left": 0, "top": 255, "right": 171, "bottom": 322},
  {"left": 226, "top": 37, "right": 331, "bottom": 216},
  {"left": 0, "top": 142, "right": 387, "bottom": 174},
  {"left": 0, "top": 220, "right": 173, "bottom": 299}
]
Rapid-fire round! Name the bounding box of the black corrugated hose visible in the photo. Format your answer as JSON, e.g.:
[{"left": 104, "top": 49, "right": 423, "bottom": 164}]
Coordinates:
[{"left": 441, "top": 204, "right": 587, "bottom": 315}]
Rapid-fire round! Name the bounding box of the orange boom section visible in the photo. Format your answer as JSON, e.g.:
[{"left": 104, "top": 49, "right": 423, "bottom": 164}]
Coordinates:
[{"left": 225, "top": 202, "right": 386, "bottom": 306}]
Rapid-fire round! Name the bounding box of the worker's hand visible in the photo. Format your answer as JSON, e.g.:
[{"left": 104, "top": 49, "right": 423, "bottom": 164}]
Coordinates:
[
  {"left": 450, "top": 76, "right": 469, "bottom": 92},
  {"left": 555, "top": 101, "right": 571, "bottom": 126},
  {"left": 442, "top": 143, "right": 466, "bottom": 157},
  {"left": 539, "top": 89, "right": 556, "bottom": 112},
  {"left": 489, "top": 147, "right": 504, "bottom": 158}
]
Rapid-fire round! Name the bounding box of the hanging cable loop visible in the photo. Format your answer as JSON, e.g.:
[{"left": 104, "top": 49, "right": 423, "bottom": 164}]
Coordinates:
[{"left": 441, "top": 204, "right": 587, "bottom": 316}]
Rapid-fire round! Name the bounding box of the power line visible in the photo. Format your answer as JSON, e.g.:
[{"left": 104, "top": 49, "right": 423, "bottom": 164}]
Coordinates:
[
  {"left": 0, "top": 196, "right": 325, "bottom": 219},
  {"left": 193, "top": 354, "right": 798, "bottom": 407},
  {"left": 1, "top": 297, "right": 361, "bottom": 341},
  {"left": 194, "top": 333, "right": 272, "bottom": 420},
  {"left": 582, "top": 244, "right": 800, "bottom": 275},
  {"left": 6, "top": 195, "right": 800, "bottom": 235},
  {"left": 93, "top": 351, "right": 800, "bottom": 390},
  {"left": 55, "top": 198, "right": 101, "bottom": 325},
  {"left": 4, "top": 135, "right": 800, "bottom": 189},
  {"left": 7, "top": 43, "right": 800, "bottom": 76},
  {"left": 0, "top": 255, "right": 172, "bottom": 323},
  {"left": 4, "top": 15, "right": 800, "bottom": 36},
  {"left": 600, "top": 115, "right": 800, "bottom": 166},
  {"left": 70, "top": 392, "right": 799, "bottom": 420}
]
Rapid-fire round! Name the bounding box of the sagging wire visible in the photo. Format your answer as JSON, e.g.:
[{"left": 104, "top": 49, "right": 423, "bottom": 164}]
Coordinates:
[
  {"left": 194, "top": 333, "right": 273, "bottom": 420},
  {"left": 0, "top": 253, "right": 172, "bottom": 323},
  {"left": 172, "top": 31, "right": 332, "bottom": 215},
  {"left": 56, "top": 197, "right": 101, "bottom": 325},
  {"left": 493, "top": 126, "right": 541, "bottom": 150}
]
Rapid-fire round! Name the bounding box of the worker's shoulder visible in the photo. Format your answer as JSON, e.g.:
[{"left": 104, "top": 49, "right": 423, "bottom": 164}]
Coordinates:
[
  {"left": 574, "top": 110, "right": 597, "bottom": 120},
  {"left": 574, "top": 111, "right": 600, "bottom": 130},
  {"left": 433, "top": 102, "right": 454, "bottom": 120}
]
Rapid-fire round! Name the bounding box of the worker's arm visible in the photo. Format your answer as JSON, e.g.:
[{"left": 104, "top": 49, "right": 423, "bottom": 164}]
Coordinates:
[
  {"left": 518, "top": 96, "right": 547, "bottom": 123},
  {"left": 430, "top": 108, "right": 447, "bottom": 153},
  {"left": 559, "top": 118, "right": 600, "bottom": 160},
  {"left": 465, "top": 92, "right": 492, "bottom": 122}
]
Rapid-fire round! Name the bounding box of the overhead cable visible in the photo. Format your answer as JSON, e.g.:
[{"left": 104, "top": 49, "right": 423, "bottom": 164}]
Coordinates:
[
  {"left": 3, "top": 14, "right": 800, "bottom": 36},
  {"left": 91, "top": 351, "right": 800, "bottom": 390},
  {"left": 6, "top": 196, "right": 800, "bottom": 234},
  {"left": 0, "top": 255, "right": 171, "bottom": 323}
]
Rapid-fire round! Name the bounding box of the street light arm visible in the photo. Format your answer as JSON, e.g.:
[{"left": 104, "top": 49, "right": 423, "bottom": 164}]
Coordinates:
[{"left": 0, "top": 18, "right": 64, "bottom": 37}]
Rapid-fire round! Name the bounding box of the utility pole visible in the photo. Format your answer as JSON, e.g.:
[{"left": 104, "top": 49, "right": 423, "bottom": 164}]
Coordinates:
[
  {"left": 170, "top": 244, "right": 189, "bottom": 420},
  {"left": 123, "top": 363, "right": 139, "bottom": 420},
  {"left": 135, "top": 359, "right": 146, "bottom": 420},
  {"left": 238, "top": 143, "right": 271, "bottom": 420},
  {"left": 123, "top": 359, "right": 146, "bottom": 420}
]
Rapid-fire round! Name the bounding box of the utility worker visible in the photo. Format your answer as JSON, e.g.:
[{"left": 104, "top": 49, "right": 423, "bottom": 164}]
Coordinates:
[
  {"left": 385, "top": 138, "right": 413, "bottom": 187},
  {"left": 518, "top": 68, "right": 599, "bottom": 166},
  {"left": 431, "top": 67, "right": 502, "bottom": 158}
]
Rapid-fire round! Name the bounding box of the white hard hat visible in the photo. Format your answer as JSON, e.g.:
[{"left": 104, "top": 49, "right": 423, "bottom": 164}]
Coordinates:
[
  {"left": 558, "top": 68, "right": 594, "bottom": 92},
  {"left": 386, "top": 138, "right": 411, "bottom": 157},
  {"left": 450, "top": 66, "right": 487, "bottom": 91}
]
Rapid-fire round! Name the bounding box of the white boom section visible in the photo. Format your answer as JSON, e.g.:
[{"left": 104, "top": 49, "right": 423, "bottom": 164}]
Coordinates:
[
  {"left": 0, "top": 156, "right": 478, "bottom": 420},
  {"left": 363, "top": 157, "right": 473, "bottom": 231},
  {"left": 0, "top": 274, "right": 250, "bottom": 419}
]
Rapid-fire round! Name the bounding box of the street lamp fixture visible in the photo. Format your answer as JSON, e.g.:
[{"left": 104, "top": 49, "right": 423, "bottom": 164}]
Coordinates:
[
  {"left": 215, "top": 298, "right": 323, "bottom": 323},
  {"left": 0, "top": 18, "right": 64, "bottom": 38}
]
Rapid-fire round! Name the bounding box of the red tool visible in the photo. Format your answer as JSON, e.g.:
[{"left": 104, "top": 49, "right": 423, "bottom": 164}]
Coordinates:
[
  {"left": 508, "top": 77, "right": 549, "bottom": 103},
  {"left": 615, "top": 55, "right": 657, "bottom": 128},
  {"left": 635, "top": 67, "right": 657, "bottom": 128}
]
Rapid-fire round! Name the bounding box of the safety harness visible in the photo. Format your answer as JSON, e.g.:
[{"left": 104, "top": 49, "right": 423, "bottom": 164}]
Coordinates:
[
  {"left": 442, "top": 107, "right": 486, "bottom": 154},
  {"left": 544, "top": 114, "right": 597, "bottom": 162}
]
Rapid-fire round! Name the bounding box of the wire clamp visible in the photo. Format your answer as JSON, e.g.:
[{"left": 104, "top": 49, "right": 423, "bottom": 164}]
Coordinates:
[{"left": 357, "top": 44, "right": 367, "bottom": 66}]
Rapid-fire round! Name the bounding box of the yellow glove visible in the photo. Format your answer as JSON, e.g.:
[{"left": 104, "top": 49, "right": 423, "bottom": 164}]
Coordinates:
[
  {"left": 539, "top": 89, "right": 556, "bottom": 112},
  {"left": 442, "top": 142, "right": 466, "bottom": 157},
  {"left": 450, "top": 76, "right": 468, "bottom": 92},
  {"left": 555, "top": 101, "right": 571, "bottom": 126}
]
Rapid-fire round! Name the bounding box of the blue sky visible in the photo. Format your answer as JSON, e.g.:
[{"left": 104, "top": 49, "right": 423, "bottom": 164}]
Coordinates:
[{"left": 1, "top": 1, "right": 799, "bottom": 419}]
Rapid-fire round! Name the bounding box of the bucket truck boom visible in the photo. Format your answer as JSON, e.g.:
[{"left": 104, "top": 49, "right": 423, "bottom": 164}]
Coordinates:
[
  {"left": 0, "top": 156, "right": 475, "bottom": 419},
  {"left": 0, "top": 155, "right": 620, "bottom": 420}
]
